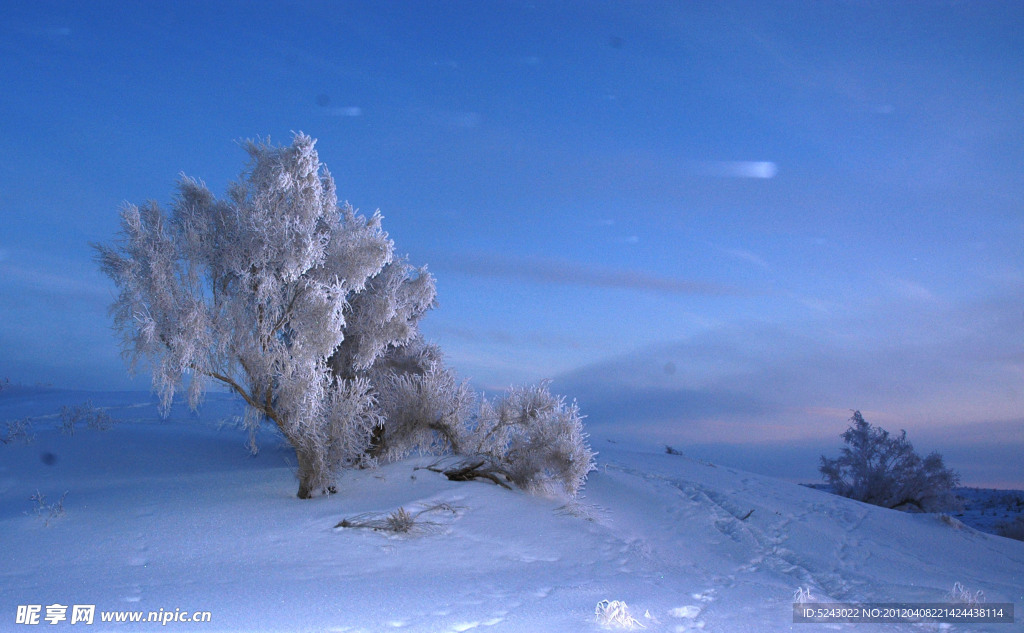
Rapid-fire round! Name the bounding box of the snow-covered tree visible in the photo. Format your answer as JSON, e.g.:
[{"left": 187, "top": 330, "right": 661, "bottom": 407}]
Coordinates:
[
  {"left": 95, "top": 132, "right": 597, "bottom": 501},
  {"left": 94, "top": 133, "right": 436, "bottom": 498},
  {"left": 819, "top": 411, "right": 960, "bottom": 512}
]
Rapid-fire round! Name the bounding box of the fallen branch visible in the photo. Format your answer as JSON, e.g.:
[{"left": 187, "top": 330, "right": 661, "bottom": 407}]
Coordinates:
[{"left": 420, "top": 458, "right": 514, "bottom": 490}]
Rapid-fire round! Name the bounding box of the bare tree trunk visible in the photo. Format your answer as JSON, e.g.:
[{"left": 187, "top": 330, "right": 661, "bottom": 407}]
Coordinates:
[
  {"left": 207, "top": 375, "right": 322, "bottom": 499},
  {"left": 295, "top": 449, "right": 317, "bottom": 499},
  {"left": 294, "top": 445, "right": 338, "bottom": 498}
]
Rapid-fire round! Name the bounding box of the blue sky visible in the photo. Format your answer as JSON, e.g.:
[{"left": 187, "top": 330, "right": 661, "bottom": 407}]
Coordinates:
[{"left": 1, "top": 1, "right": 1021, "bottom": 487}]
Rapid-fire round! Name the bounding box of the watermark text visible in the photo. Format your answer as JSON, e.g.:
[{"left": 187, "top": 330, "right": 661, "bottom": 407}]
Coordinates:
[{"left": 16, "top": 605, "right": 211, "bottom": 626}]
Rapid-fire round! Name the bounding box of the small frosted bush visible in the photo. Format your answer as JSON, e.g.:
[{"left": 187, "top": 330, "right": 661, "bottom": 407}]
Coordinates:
[
  {"left": 793, "top": 587, "right": 815, "bottom": 604},
  {"left": 595, "top": 600, "right": 644, "bottom": 629},
  {"left": 469, "top": 382, "right": 596, "bottom": 498},
  {"left": 379, "top": 376, "right": 596, "bottom": 498},
  {"left": 820, "top": 411, "right": 960, "bottom": 512},
  {"left": 334, "top": 503, "right": 458, "bottom": 535},
  {"left": 2, "top": 418, "right": 34, "bottom": 445},
  {"left": 28, "top": 490, "right": 67, "bottom": 527},
  {"left": 947, "top": 582, "right": 985, "bottom": 606},
  {"left": 60, "top": 401, "right": 114, "bottom": 435}
]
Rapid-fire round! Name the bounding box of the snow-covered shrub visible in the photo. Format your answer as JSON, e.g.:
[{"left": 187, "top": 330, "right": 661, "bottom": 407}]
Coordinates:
[
  {"left": 371, "top": 354, "right": 476, "bottom": 461},
  {"left": 793, "top": 587, "right": 815, "bottom": 604},
  {"left": 386, "top": 380, "right": 596, "bottom": 498},
  {"left": 28, "top": 490, "right": 67, "bottom": 527},
  {"left": 947, "top": 582, "right": 985, "bottom": 606},
  {"left": 595, "top": 600, "right": 644, "bottom": 629},
  {"left": 85, "top": 407, "right": 113, "bottom": 431},
  {"left": 1, "top": 417, "right": 34, "bottom": 445},
  {"left": 59, "top": 401, "right": 114, "bottom": 435},
  {"left": 95, "top": 133, "right": 434, "bottom": 498},
  {"left": 59, "top": 405, "right": 78, "bottom": 435},
  {"left": 335, "top": 502, "right": 459, "bottom": 535},
  {"left": 467, "top": 382, "right": 596, "bottom": 498},
  {"left": 819, "top": 411, "right": 960, "bottom": 512}
]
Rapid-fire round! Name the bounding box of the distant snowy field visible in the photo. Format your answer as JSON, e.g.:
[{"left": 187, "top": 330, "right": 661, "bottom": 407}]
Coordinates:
[{"left": 2, "top": 389, "right": 1022, "bottom": 632}]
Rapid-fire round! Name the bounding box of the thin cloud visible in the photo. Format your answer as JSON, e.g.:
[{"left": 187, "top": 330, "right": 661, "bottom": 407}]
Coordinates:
[
  {"left": 560, "top": 285, "right": 1024, "bottom": 440},
  {"left": 723, "top": 247, "right": 771, "bottom": 271},
  {"left": 327, "top": 106, "right": 362, "bottom": 117},
  {"left": 887, "top": 277, "right": 936, "bottom": 302},
  {"left": 429, "top": 252, "right": 745, "bottom": 296},
  {"left": 696, "top": 160, "right": 778, "bottom": 179},
  {"left": 446, "top": 112, "right": 482, "bottom": 129},
  {"left": 431, "top": 324, "right": 582, "bottom": 350},
  {"left": 0, "top": 260, "right": 110, "bottom": 301}
]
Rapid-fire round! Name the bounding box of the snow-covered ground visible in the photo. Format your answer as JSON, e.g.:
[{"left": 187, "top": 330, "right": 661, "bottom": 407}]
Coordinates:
[
  {"left": 952, "top": 488, "right": 1024, "bottom": 537},
  {"left": 2, "top": 389, "right": 1021, "bottom": 632},
  {"left": 801, "top": 483, "right": 1024, "bottom": 539}
]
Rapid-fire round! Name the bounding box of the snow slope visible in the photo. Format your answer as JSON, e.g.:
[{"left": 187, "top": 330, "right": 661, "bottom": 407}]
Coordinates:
[{"left": 1, "top": 390, "right": 1021, "bottom": 632}]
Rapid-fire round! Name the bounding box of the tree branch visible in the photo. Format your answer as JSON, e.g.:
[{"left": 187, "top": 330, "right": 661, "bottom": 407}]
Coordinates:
[{"left": 424, "top": 459, "right": 513, "bottom": 490}]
